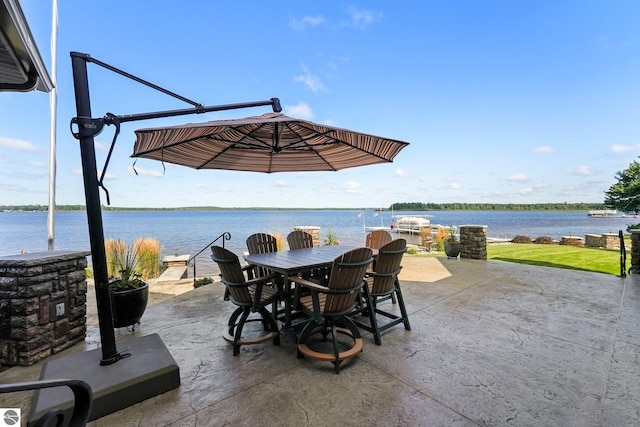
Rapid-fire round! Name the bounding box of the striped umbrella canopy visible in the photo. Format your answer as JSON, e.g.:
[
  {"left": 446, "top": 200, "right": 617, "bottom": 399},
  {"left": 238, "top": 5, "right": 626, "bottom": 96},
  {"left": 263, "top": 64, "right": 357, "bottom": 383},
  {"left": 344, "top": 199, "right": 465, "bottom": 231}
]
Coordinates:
[{"left": 131, "top": 112, "right": 409, "bottom": 173}]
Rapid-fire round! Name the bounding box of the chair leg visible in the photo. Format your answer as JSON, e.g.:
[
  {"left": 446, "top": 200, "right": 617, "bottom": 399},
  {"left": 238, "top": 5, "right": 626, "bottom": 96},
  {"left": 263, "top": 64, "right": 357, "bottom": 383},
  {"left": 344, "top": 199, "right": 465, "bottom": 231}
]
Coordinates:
[
  {"left": 258, "top": 307, "right": 281, "bottom": 347},
  {"left": 233, "top": 309, "right": 251, "bottom": 356},
  {"left": 330, "top": 322, "right": 341, "bottom": 374},
  {"left": 395, "top": 285, "right": 411, "bottom": 331},
  {"left": 365, "top": 291, "right": 382, "bottom": 346},
  {"left": 297, "top": 319, "right": 318, "bottom": 358}
]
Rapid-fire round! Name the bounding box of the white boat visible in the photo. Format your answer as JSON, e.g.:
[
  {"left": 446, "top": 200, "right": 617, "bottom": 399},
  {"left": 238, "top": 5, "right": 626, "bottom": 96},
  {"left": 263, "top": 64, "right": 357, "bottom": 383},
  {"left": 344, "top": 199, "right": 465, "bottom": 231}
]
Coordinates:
[
  {"left": 393, "top": 215, "right": 433, "bottom": 233},
  {"left": 587, "top": 209, "right": 617, "bottom": 217}
]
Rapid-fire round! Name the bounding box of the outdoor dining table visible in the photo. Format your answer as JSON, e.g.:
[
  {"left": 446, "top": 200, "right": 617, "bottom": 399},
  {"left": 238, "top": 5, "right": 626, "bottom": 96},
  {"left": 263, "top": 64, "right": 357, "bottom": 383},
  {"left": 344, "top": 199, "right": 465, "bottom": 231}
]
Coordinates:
[{"left": 243, "top": 245, "right": 364, "bottom": 333}]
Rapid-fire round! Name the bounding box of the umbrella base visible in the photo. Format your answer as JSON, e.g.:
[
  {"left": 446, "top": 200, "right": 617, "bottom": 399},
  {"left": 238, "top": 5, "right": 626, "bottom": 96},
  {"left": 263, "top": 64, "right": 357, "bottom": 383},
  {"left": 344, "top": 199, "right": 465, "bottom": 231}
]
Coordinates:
[{"left": 28, "top": 333, "right": 180, "bottom": 425}]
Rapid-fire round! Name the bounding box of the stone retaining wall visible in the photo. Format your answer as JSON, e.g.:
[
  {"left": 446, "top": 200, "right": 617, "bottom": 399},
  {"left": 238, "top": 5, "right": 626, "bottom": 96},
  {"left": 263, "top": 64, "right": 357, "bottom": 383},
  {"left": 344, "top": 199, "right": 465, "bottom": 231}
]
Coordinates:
[
  {"left": 584, "top": 233, "right": 620, "bottom": 249},
  {"left": 0, "top": 251, "right": 89, "bottom": 368},
  {"left": 460, "top": 225, "right": 487, "bottom": 260}
]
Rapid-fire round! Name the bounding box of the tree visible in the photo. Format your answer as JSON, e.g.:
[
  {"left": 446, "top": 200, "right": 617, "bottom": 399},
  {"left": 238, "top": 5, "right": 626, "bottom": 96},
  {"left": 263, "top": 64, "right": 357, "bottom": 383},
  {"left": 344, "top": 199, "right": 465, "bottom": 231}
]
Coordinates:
[{"left": 604, "top": 158, "right": 640, "bottom": 214}]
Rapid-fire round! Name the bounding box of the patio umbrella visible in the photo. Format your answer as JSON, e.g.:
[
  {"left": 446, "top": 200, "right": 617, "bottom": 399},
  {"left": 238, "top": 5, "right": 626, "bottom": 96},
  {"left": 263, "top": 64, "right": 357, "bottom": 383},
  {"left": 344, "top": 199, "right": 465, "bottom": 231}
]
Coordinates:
[{"left": 131, "top": 112, "right": 409, "bottom": 173}]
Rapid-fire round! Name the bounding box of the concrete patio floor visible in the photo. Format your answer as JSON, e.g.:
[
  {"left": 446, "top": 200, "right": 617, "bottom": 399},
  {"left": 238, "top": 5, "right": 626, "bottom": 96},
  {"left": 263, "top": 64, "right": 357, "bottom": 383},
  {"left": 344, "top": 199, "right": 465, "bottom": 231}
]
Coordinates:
[{"left": 2, "top": 257, "right": 640, "bottom": 426}]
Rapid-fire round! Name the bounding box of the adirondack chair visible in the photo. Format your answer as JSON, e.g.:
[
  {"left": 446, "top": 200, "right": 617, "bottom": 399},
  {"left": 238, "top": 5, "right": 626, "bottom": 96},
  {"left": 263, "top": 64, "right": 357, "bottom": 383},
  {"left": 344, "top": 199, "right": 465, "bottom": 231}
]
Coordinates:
[
  {"left": 287, "top": 229, "right": 324, "bottom": 281},
  {"left": 353, "top": 239, "right": 411, "bottom": 345},
  {"left": 289, "top": 247, "right": 373, "bottom": 374},
  {"left": 365, "top": 228, "right": 395, "bottom": 302},
  {"left": 246, "top": 233, "right": 279, "bottom": 277},
  {"left": 246, "top": 233, "right": 283, "bottom": 313},
  {"left": 287, "top": 230, "right": 315, "bottom": 250},
  {"left": 365, "top": 229, "right": 392, "bottom": 250},
  {"left": 211, "top": 246, "right": 281, "bottom": 356}
]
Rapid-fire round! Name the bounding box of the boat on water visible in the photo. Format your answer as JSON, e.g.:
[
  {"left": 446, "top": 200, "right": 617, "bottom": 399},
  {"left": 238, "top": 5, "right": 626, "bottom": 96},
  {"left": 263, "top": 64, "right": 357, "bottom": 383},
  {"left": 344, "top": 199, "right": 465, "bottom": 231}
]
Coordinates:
[{"left": 587, "top": 209, "right": 618, "bottom": 217}]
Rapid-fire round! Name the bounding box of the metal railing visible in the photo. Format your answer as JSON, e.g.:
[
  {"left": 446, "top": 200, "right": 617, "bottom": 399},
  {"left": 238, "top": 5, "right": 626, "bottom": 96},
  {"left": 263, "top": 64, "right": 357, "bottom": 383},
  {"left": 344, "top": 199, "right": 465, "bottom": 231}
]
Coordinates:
[
  {"left": 619, "top": 229, "right": 627, "bottom": 278},
  {"left": 189, "top": 232, "right": 231, "bottom": 284}
]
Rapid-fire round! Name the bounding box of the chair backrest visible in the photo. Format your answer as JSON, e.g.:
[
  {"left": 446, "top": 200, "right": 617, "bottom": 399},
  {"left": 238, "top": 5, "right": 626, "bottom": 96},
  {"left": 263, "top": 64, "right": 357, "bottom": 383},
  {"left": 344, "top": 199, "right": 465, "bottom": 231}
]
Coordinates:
[
  {"left": 324, "top": 247, "right": 373, "bottom": 314},
  {"left": 287, "top": 230, "right": 315, "bottom": 250},
  {"left": 365, "top": 229, "right": 392, "bottom": 250},
  {"left": 246, "top": 233, "right": 278, "bottom": 277},
  {"left": 370, "top": 239, "right": 407, "bottom": 295},
  {"left": 210, "top": 246, "right": 252, "bottom": 304}
]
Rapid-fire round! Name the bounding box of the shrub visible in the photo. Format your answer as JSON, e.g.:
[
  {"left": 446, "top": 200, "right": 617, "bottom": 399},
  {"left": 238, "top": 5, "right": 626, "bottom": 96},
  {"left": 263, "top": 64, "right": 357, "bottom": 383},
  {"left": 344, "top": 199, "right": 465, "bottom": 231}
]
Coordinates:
[
  {"left": 323, "top": 228, "right": 340, "bottom": 245},
  {"left": 511, "top": 235, "right": 532, "bottom": 244},
  {"left": 534, "top": 236, "right": 556, "bottom": 245},
  {"left": 434, "top": 227, "right": 448, "bottom": 251},
  {"left": 407, "top": 246, "right": 418, "bottom": 255},
  {"left": 561, "top": 238, "right": 583, "bottom": 247},
  {"left": 194, "top": 277, "right": 214, "bottom": 288},
  {"left": 134, "top": 237, "right": 162, "bottom": 280},
  {"left": 105, "top": 237, "right": 162, "bottom": 281}
]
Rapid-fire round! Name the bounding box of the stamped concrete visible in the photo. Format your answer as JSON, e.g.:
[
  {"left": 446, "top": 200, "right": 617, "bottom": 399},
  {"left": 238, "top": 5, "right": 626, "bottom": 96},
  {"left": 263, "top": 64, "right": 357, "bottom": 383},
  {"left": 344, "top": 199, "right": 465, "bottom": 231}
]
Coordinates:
[{"left": 1, "top": 257, "right": 640, "bottom": 426}]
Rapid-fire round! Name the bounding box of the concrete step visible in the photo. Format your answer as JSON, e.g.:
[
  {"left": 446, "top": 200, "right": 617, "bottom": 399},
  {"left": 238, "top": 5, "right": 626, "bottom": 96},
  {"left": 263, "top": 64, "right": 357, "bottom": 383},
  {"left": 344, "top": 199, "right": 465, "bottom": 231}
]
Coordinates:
[{"left": 156, "top": 266, "right": 188, "bottom": 282}]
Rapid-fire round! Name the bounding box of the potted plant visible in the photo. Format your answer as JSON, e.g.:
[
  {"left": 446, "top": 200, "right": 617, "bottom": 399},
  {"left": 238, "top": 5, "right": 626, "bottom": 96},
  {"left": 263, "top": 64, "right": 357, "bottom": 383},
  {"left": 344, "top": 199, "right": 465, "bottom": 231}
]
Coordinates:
[
  {"left": 106, "top": 238, "right": 156, "bottom": 329},
  {"left": 323, "top": 228, "right": 340, "bottom": 245},
  {"left": 443, "top": 226, "right": 461, "bottom": 259}
]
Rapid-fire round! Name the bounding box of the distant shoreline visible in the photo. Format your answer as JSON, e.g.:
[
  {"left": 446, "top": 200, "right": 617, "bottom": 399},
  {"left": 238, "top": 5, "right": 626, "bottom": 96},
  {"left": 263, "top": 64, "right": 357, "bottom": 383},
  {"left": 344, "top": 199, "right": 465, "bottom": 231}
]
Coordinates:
[{"left": 1, "top": 202, "right": 609, "bottom": 213}]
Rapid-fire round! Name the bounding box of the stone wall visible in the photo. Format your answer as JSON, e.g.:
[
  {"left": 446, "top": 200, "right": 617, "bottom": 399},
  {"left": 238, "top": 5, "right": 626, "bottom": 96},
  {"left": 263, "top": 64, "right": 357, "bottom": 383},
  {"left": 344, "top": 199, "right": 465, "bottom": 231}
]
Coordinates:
[
  {"left": 0, "top": 251, "right": 89, "bottom": 368},
  {"left": 630, "top": 231, "right": 640, "bottom": 273},
  {"left": 585, "top": 233, "right": 620, "bottom": 249},
  {"left": 460, "top": 225, "right": 487, "bottom": 260}
]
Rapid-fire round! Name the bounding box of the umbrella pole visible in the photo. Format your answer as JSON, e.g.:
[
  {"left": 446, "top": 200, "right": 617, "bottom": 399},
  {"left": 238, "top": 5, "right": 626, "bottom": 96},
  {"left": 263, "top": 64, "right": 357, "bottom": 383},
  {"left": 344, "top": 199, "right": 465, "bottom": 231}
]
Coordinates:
[{"left": 70, "top": 52, "right": 120, "bottom": 365}]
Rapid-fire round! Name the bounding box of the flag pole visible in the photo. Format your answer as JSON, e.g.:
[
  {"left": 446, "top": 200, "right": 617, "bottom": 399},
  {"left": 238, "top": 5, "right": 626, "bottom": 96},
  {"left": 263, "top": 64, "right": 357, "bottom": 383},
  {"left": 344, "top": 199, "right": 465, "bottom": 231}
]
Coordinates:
[{"left": 47, "top": 0, "right": 58, "bottom": 250}]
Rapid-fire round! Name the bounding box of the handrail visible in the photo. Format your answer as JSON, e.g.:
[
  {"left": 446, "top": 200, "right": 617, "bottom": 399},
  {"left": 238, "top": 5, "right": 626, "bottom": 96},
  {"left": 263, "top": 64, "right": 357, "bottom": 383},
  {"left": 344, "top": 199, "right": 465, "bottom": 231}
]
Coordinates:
[
  {"left": 189, "top": 232, "right": 231, "bottom": 284},
  {"left": 619, "top": 229, "right": 627, "bottom": 277}
]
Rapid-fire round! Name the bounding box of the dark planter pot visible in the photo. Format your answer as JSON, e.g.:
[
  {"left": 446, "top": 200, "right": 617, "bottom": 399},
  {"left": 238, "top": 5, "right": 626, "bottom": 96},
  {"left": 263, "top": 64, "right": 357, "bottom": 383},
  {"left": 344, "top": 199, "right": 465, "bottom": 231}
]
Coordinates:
[
  {"left": 109, "top": 281, "right": 149, "bottom": 328},
  {"left": 444, "top": 241, "right": 461, "bottom": 258}
]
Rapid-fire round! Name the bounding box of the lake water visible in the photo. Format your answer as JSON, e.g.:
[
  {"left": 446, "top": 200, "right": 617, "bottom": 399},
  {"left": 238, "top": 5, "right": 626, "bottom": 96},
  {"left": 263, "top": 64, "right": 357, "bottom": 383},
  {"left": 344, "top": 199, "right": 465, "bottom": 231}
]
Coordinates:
[{"left": 1, "top": 209, "right": 636, "bottom": 277}]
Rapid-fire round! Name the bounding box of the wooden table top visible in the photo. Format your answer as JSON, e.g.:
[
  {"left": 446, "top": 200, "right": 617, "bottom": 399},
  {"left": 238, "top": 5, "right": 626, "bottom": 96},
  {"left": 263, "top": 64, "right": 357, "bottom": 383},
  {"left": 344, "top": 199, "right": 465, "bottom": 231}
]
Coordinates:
[{"left": 244, "top": 245, "right": 359, "bottom": 275}]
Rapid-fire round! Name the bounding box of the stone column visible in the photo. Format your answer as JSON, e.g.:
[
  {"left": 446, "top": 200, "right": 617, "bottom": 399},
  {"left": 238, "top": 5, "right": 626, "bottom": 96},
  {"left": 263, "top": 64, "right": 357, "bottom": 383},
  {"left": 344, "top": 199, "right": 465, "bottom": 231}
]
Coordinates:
[
  {"left": 460, "top": 225, "right": 487, "bottom": 260},
  {"left": 0, "top": 251, "right": 90, "bottom": 368},
  {"left": 630, "top": 230, "right": 640, "bottom": 273}
]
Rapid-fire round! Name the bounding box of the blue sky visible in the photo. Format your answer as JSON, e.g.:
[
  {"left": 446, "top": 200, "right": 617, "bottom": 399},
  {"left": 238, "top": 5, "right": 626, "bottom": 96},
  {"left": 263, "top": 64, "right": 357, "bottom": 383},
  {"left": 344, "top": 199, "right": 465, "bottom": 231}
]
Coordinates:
[{"left": 2, "top": 1, "right": 639, "bottom": 209}]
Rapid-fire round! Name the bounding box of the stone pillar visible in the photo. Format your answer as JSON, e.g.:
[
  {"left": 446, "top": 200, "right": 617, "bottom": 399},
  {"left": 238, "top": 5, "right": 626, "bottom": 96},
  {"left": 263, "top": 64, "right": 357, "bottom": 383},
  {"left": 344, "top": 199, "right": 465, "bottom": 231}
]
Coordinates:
[
  {"left": 602, "top": 233, "right": 620, "bottom": 250},
  {"left": 460, "top": 225, "right": 487, "bottom": 260},
  {"left": 630, "top": 230, "right": 640, "bottom": 273},
  {"left": 0, "top": 251, "right": 90, "bottom": 368}
]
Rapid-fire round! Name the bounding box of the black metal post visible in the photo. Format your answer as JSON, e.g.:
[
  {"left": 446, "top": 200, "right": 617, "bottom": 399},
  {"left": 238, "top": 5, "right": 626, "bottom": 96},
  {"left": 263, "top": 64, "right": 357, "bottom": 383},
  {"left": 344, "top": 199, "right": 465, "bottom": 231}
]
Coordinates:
[{"left": 70, "top": 52, "right": 120, "bottom": 365}]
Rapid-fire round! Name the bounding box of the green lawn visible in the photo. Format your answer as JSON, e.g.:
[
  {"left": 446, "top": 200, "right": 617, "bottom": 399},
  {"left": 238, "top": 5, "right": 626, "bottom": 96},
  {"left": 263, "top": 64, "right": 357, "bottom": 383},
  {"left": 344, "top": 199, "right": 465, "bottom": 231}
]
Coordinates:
[{"left": 486, "top": 243, "right": 628, "bottom": 276}]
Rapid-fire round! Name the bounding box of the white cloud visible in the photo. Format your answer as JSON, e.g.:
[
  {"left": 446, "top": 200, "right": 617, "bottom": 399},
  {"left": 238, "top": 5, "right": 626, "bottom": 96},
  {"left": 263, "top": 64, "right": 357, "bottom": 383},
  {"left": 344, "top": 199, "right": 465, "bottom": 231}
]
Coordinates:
[
  {"left": 275, "top": 180, "right": 287, "bottom": 187},
  {"left": 507, "top": 173, "right": 529, "bottom": 183},
  {"left": 343, "top": 181, "right": 361, "bottom": 192},
  {"left": 534, "top": 145, "right": 553, "bottom": 153},
  {"left": 0, "top": 136, "right": 38, "bottom": 151},
  {"left": 395, "top": 168, "right": 409, "bottom": 177},
  {"left": 294, "top": 64, "right": 324, "bottom": 92},
  {"left": 289, "top": 15, "right": 325, "bottom": 31},
  {"left": 611, "top": 144, "right": 640, "bottom": 154},
  {"left": 27, "top": 160, "right": 47, "bottom": 168},
  {"left": 566, "top": 166, "right": 595, "bottom": 176},
  {"left": 344, "top": 6, "right": 382, "bottom": 30},
  {"left": 284, "top": 103, "right": 314, "bottom": 120}
]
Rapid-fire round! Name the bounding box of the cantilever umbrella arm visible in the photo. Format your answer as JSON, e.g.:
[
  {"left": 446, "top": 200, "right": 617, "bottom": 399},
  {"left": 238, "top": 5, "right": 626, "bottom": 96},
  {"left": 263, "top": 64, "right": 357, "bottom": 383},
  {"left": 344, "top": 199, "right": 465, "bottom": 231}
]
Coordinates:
[{"left": 69, "top": 51, "right": 281, "bottom": 366}]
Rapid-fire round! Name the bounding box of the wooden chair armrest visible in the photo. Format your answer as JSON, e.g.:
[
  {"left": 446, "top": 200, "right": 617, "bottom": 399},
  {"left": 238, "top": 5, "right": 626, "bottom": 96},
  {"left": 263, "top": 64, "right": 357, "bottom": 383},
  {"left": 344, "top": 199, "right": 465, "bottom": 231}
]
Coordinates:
[
  {"left": 245, "top": 272, "right": 278, "bottom": 287},
  {"left": 288, "top": 276, "right": 329, "bottom": 292}
]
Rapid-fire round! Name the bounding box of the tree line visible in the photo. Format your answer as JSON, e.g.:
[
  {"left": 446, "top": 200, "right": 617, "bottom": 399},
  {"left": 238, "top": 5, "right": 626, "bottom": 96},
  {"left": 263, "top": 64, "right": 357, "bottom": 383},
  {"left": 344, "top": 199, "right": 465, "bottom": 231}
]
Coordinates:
[
  {"left": 1, "top": 202, "right": 609, "bottom": 212},
  {"left": 390, "top": 202, "right": 607, "bottom": 211}
]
